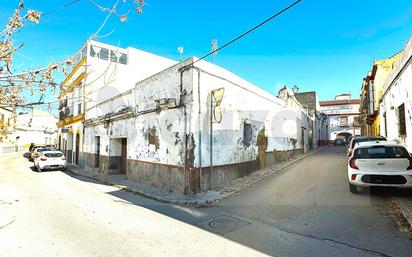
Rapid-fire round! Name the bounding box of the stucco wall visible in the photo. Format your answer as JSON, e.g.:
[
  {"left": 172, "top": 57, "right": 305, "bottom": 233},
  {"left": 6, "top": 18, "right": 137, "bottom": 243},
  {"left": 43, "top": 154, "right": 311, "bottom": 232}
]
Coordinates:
[{"left": 380, "top": 48, "right": 412, "bottom": 151}]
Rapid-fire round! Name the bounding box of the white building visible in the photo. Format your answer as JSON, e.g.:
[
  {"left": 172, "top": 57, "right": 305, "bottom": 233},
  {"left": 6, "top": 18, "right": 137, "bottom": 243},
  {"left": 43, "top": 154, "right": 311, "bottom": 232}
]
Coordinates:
[
  {"left": 82, "top": 57, "right": 313, "bottom": 194},
  {"left": 13, "top": 109, "right": 58, "bottom": 146},
  {"left": 57, "top": 40, "right": 176, "bottom": 166},
  {"left": 380, "top": 37, "right": 412, "bottom": 151},
  {"left": 320, "top": 94, "right": 361, "bottom": 141}
]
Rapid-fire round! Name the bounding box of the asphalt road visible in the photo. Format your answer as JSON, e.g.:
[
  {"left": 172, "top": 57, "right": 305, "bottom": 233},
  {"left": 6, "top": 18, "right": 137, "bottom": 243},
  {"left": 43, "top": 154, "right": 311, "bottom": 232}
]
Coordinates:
[{"left": 1, "top": 147, "right": 411, "bottom": 257}]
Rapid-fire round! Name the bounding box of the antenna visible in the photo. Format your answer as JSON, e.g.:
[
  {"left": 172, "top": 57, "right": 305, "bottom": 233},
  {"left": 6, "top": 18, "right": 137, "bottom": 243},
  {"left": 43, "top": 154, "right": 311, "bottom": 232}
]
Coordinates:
[
  {"left": 177, "top": 47, "right": 184, "bottom": 62},
  {"left": 211, "top": 39, "right": 218, "bottom": 63}
]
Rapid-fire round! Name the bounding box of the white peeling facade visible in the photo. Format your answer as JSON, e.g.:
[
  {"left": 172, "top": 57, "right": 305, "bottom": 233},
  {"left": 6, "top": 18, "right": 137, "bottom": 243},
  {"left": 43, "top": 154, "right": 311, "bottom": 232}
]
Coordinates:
[
  {"left": 82, "top": 57, "right": 319, "bottom": 194},
  {"left": 57, "top": 40, "right": 176, "bottom": 166},
  {"left": 380, "top": 38, "right": 412, "bottom": 152}
]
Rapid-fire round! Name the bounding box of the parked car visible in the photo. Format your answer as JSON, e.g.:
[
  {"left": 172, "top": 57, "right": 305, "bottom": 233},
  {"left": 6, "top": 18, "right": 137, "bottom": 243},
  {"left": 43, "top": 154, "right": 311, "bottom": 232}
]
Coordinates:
[
  {"left": 346, "top": 136, "right": 386, "bottom": 157},
  {"left": 34, "top": 150, "right": 67, "bottom": 172},
  {"left": 30, "top": 146, "right": 47, "bottom": 161},
  {"left": 334, "top": 138, "right": 346, "bottom": 146},
  {"left": 347, "top": 141, "right": 412, "bottom": 193}
]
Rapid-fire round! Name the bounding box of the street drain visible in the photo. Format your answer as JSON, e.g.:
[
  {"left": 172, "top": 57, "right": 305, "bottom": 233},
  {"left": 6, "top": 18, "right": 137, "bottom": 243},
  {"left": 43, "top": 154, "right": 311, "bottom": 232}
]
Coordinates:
[
  {"left": 195, "top": 202, "right": 214, "bottom": 208},
  {"left": 198, "top": 215, "right": 251, "bottom": 234}
]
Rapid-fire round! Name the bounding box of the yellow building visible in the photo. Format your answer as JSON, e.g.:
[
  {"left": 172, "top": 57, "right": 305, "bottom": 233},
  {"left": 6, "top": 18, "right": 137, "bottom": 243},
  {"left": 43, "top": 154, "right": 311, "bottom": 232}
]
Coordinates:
[{"left": 359, "top": 52, "right": 401, "bottom": 136}]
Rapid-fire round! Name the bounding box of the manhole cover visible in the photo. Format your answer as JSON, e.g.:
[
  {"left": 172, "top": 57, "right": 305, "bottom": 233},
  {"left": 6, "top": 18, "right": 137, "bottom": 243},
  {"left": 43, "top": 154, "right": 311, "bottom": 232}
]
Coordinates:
[
  {"left": 209, "top": 218, "right": 238, "bottom": 230},
  {"left": 198, "top": 215, "right": 251, "bottom": 234}
]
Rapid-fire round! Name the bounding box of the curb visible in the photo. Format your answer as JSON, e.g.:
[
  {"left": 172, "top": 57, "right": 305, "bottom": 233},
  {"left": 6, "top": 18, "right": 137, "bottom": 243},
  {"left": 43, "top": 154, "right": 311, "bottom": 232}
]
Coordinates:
[
  {"left": 66, "top": 146, "right": 329, "bottom": 206},
  {"left": 395, "top": 198, "right": 412, "bottom": 232}
]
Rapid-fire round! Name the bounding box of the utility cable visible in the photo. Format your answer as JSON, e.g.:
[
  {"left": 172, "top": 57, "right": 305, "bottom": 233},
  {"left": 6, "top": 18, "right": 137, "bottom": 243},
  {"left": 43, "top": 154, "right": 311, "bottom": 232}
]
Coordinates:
[{"left": 193, "top": 0, "right": 302, "bottom": 65}]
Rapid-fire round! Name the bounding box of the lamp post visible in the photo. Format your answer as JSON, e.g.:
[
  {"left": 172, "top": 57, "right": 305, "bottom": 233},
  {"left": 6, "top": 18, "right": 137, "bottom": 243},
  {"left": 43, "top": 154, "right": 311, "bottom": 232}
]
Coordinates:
[{"left": 209, "top": 88, "right": 224, "bottom": 191}]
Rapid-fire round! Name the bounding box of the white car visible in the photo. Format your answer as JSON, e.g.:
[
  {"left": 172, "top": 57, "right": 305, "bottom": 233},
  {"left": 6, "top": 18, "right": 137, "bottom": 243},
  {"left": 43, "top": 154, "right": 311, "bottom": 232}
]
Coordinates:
[
  {"left": 34, "top": 150, "right": 67, "bottom": 172},
  {"left": 347, "top": 141, "right": 412, "bottom": 193}
]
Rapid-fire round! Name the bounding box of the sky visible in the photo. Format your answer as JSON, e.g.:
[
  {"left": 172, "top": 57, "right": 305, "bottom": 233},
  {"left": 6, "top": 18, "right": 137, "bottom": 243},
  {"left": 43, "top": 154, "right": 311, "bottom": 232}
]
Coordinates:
[{"left": 2, "top": 0, "right": 412, "bottom": 107}]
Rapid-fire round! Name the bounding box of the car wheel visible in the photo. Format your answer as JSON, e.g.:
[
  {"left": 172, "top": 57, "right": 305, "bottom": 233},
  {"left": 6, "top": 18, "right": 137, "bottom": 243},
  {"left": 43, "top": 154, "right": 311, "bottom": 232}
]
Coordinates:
[{"left": 349, "top": 182, "right": 357, "bottom": 193}]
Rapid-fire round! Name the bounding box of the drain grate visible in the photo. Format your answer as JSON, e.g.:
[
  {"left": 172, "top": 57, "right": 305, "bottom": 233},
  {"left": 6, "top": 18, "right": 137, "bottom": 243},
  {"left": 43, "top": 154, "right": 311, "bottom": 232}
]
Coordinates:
[
  {"left": 195, "top": 202, "right": 214, "bottom": 209},
  {"left": 198, "top": 215, "right": 251, "bottom": 234}
]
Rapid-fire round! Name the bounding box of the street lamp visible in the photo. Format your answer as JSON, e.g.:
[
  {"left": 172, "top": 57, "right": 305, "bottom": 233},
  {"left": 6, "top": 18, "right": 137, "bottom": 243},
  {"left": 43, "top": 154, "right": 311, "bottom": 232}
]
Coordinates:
[{"left": 210, "top": 87, "right": 225, "bottom": 191}]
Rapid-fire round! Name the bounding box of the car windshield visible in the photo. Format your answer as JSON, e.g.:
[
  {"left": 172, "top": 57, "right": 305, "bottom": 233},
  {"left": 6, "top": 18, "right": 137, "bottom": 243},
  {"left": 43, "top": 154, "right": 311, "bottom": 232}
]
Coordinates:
[
  {"left": 351, "top": 138, "right": 386, "bottom": 149},
  {"left": 354, "top": 146, "right": 410, "bottom": 159}
]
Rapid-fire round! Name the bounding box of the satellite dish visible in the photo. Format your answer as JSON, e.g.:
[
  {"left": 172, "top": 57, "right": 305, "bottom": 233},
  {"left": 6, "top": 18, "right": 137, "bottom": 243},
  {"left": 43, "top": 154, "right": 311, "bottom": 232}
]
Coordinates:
[{"left": 214, "top": 106, "right": 223, "bottom": 123}]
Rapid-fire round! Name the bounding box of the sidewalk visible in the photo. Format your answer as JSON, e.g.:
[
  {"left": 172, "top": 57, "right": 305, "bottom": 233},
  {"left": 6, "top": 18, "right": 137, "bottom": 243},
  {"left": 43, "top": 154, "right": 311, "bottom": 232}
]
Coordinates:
[
  {"left": 395, "top": 197, "right": 412, "bottom": 234},
  {"left": 67, "top": 146, "right": 329, "bottom": 205}
]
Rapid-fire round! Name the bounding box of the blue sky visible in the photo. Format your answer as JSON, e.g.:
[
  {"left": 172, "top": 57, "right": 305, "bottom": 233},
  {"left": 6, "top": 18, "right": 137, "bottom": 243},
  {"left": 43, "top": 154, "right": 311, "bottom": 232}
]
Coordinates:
[{"left": 2, "top": 0, "right": 412, "bottom": 105}]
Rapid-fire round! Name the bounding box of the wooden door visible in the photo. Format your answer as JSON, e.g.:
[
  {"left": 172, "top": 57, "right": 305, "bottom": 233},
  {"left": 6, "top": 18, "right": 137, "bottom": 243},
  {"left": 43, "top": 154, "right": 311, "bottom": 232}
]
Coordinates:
[{"left": 120, "top": 138, "right": 127, "bottom": 174}]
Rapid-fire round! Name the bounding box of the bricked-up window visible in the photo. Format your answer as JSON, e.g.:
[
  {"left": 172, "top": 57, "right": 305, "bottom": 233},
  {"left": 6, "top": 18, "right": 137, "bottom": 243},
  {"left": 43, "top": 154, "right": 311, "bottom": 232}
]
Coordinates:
[
  {"left": 243, "top": 122, "right": 252, "bottom": 147},
  {"left": 398, "top": 104, "right": 406, "bottom": 136}
]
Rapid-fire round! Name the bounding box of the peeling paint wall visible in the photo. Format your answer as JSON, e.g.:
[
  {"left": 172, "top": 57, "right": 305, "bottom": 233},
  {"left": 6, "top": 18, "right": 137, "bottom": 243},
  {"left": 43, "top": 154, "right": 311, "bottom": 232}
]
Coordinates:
[
  {"left": 380, "top": 38, "right": 412, "bottom": 152},
  {"left": 190, "top": 59, "right": 307, "bottom": 169},
  {"left": 82, "top": 56, "right": 321, "bottom": 193}
]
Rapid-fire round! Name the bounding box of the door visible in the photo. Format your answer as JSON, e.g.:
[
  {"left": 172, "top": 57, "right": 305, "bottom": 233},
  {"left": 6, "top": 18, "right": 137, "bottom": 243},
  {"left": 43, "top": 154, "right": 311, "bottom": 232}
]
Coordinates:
[
  {"left": 301, "top": 128, "right": 305, "bottom": 151},
  {"left": 75, "top": 133, "right": 80, "bottom": 165},
  {"left": 120, "top": 138, "right": 127, "bottom": 174},
  {"left": 95, "top": 136, "right": 100, "bottom": 168}
]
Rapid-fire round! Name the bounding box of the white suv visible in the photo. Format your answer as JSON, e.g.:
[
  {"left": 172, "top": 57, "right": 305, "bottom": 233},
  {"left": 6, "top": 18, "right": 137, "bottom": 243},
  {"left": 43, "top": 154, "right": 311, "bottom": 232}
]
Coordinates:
[
  {"left": 34, "top": 150, "right": 67, "bottom": 172},
  {"left": 347, "top": 141, "right": 412, "bottom": 193}
]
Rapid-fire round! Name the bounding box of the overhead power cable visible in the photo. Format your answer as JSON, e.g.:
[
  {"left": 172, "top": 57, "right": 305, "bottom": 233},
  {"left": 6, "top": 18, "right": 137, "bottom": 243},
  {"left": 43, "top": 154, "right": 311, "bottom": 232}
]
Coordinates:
[
  {"left": 193, "top": 0, "right": 302, "bottom": 65},
  {"left": 41, "top": 0, "right": 82, "bottom": 17}
]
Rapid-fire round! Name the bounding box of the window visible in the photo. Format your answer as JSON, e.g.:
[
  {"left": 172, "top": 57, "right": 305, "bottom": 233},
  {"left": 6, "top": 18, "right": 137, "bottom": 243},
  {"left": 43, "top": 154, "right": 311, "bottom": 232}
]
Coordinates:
[
  {"left": 44, "top": 152, "right": 63, "bottom": 158},
  {"left": 339, "top": 116, "right": 348, "bottom": 127},
  {"left": 354, "top": 146, "right": 409, "bottom": 159},
  {"left": 90, "top": 45, "right": 96, "bottom": 57},
  {"left": 110, "top": 50, "right": 118, "bottom": 63},
  {"left": 397, "top": 104, "right": 406, "bottom": 136},
  {"left": 243, "top": 122, "right": 252, "bottom": 147},
  {"left": 81, "top": 47, "right": 87, "bottom": 59},
  {"left": 78, "top": 103, "right": 82, "bottom": 115},
  {"left": 383, "top": 112, "right": 387, "bottom": 138},
  {"left": 119, "top": 53, "right": 128, "bottom": 64},
  {"left": 99, "top": 48, "right": 109, "bottom": 60}
]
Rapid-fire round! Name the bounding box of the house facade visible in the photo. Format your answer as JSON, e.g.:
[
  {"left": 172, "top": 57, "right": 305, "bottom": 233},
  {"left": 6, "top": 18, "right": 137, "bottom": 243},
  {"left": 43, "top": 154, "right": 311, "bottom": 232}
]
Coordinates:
[
  {"left": 12, "top": 109, "right": 58, "bottom": 147},
  {"left": 294, "top": 91, "right": 330, "bottom": 147},
  {"left": 380, "top": 37, "right": 412, "bottom": 152},
  {"left": 82, "top": 58, "right": 314, "bottom": 194},
  {"left": 359, "top": 53, "right": 401, "bottom": 136},
  {"left": 320, "top": 94, "right": 361, "bottom": 141},
  {"left": 57, "top": 40, "right": 176, "bottom": 166}
]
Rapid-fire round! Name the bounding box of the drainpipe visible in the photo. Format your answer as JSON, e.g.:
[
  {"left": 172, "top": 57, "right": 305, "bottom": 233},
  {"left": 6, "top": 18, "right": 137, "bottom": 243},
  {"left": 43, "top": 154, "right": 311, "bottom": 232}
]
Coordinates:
[
  {"left": 179, "top": 62, "right": 205, "bottom": 193},
  {"left": 210, "top": 94, "right": 213, "bottom": 191},
  {"left": 179, "top": 64, "right": 190, "bottom": 194},
  {"left": 196, "top": 68, "right": 203, "bottom": 192}
]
